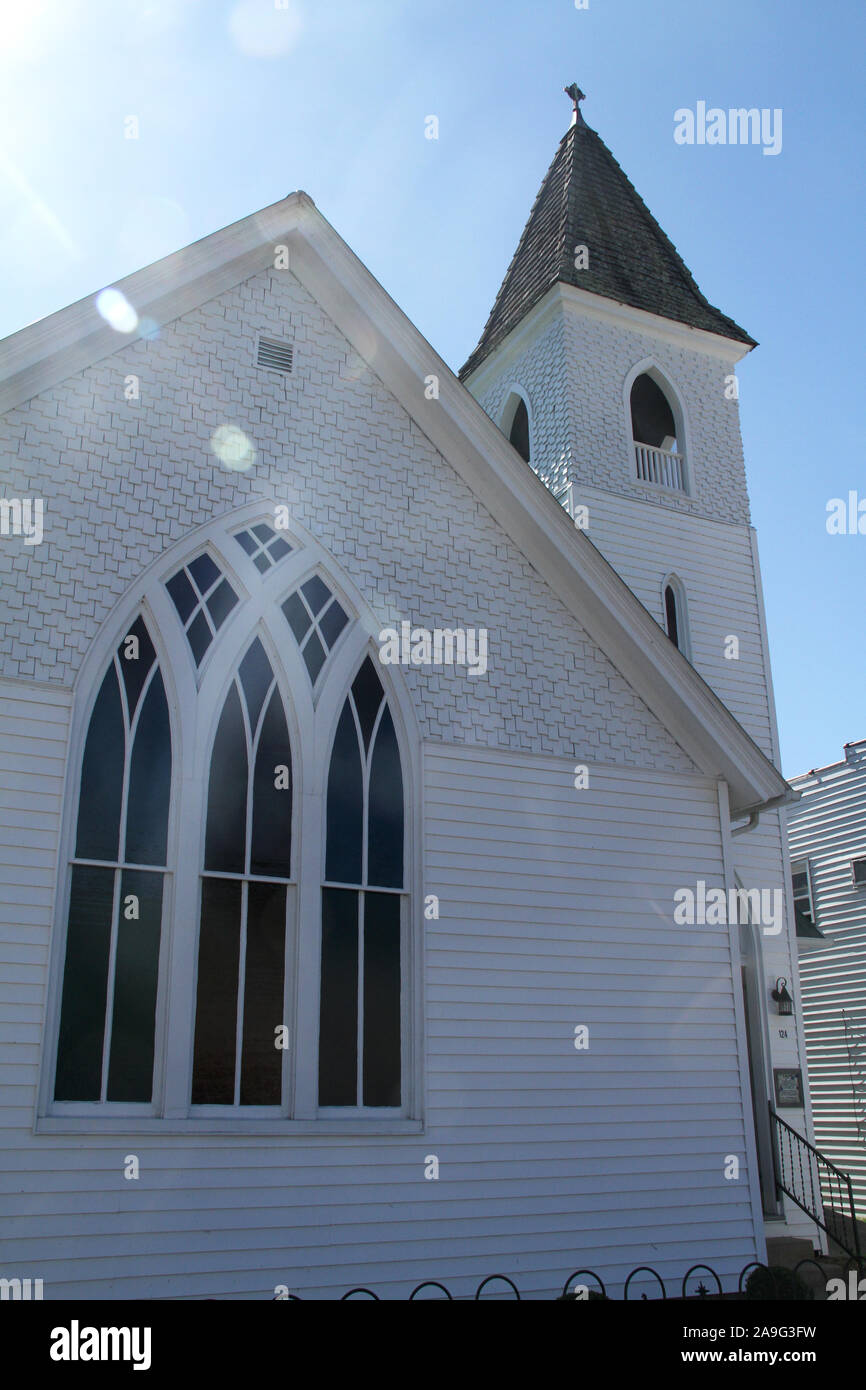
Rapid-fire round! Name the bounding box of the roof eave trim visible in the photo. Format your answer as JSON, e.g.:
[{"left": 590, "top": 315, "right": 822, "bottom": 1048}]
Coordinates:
[{"left": 0, "top": 192, "right": 314, "bottom": 414}]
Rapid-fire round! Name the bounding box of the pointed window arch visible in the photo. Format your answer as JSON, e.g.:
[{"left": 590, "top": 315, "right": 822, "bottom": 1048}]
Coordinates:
[
  {"left": 165, "top": 552, "right": 239, "bottom": 667},
  {"left": 320, "top": 656, "right": 405, "bottom": 1108},
  {"left": 662, "top": 574, "right": 691, "bottom": 658},
  {"left": 191, "top": 636, "right": 294, "bottom": 1106},
  {"left": 281, "top": 575, "right": 350, "bottom": 684},
  {"left": 501, "top": 390, "right": 532, "bottom": 464},
  {"left": 629, "top": 368, "right": 688, "bottom": 492},
  {"left": 54, "top": 616, "right": 171, "bottom": 1103}
]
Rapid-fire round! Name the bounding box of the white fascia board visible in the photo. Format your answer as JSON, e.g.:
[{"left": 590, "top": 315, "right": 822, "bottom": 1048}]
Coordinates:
[
  {"left": 463, "top": 282, "right": 753, "bottom": 393},
  {"left": 0, "top": 192, "right": 313, "bottom": 415},
  {"left": 288, "top": 207, "right": 787, "bottom": 814}
]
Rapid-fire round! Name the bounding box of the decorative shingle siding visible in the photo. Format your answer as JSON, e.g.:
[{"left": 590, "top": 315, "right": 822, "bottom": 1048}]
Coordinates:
[
  {"left": 0, "top": 266, "right": 693, "bottom": 773},
  {"left": 469, "top": 302, "right": 751, "bottom": 526}
]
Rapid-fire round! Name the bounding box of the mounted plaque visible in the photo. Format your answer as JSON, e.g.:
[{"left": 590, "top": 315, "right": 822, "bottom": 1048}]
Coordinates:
[{"left": 774, "top": 1067, "right": 804, "bottom": 1109}]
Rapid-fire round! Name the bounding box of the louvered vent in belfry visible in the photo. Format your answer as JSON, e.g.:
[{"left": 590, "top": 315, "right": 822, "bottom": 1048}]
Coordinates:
[{"left": 256, "top": 336, "right": 294, "bottom": 374}]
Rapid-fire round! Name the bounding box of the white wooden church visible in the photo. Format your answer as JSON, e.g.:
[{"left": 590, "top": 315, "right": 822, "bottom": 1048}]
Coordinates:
[{"left": 0, "top": 90, "right": 824, "bottom": 1299}]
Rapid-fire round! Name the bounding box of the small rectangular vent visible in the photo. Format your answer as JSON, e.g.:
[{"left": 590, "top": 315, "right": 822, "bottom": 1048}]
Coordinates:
[{"left": 256, "top": 336, "right": 294, "bottom": 375}]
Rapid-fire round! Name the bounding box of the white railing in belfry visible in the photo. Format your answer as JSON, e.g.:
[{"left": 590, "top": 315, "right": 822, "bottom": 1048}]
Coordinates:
[{"left": 633, "top": 442, "right": 686, "bottom": 492}]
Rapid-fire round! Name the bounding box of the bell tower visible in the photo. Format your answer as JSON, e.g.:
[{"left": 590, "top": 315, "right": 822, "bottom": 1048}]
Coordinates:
[{"left": 460, "top": 86, "right": 772, "bottom": 761}]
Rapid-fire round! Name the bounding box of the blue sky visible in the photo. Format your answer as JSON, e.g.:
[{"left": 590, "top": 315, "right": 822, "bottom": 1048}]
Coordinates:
[{"left": 1, "top": 0, "right": 863, "bottom": 777}]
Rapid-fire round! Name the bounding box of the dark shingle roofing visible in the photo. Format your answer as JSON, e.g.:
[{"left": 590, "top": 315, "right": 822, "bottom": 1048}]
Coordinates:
[{"left": 459, "top": 114, "right": 755, "bottom": 379}]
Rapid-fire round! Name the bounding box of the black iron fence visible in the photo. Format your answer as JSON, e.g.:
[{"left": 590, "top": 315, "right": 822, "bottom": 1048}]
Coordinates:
[
  {"left": 770, "top": 1105, "right": 862, "bottom": 1264},
  {"left": 274, "top": 1258, "right": 847, "bottom": 1300}
]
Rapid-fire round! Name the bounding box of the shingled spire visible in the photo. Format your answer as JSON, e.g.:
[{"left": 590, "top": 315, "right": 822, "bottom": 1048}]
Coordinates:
[{"left": 459, "top": 88, "right": 754, "bottom": 380}]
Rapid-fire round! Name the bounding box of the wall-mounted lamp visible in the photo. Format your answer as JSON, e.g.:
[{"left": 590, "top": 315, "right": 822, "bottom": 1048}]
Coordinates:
[{"left": 771, "top": 977, "right": 793, "bottom": 1017}]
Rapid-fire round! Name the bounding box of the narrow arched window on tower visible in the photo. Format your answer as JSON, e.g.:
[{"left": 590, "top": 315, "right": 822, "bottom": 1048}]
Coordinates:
[
  {"left": 508, "top": 397, "right": 531, "bottom": 463},
  {"left": 664, "top": 584, "right": 680, "bottom": 650},
  {"left": 191, "top": 636, "right": 293, "bottom": 1106},
  {"left": 54, "top": 616, "right": 171, "bottom": 1103},
  {"left": 320, "top": 657, "right": 405, "bottom": 1108}
]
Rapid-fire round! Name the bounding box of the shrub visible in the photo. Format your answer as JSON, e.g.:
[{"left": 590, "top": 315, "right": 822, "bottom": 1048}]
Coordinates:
[{"left": 744, "top": 1266, "right": 814, "bottom": 1300}]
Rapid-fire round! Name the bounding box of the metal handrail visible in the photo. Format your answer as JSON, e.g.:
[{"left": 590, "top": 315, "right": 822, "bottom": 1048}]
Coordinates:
[{"left": 769, "top": 1105, "right": 862, "bottom": 1264}]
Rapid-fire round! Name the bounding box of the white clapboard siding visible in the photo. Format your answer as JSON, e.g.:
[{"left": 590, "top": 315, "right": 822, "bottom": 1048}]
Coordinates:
[
  {"left": 788, "top": 748, "right": 866, "bottom": 1213},
  {"left": 573, "top": 486, "right": 774, "bottom": 757},
  {"left": 0, "top": 690, "right": 764, "bottom": 1300}
]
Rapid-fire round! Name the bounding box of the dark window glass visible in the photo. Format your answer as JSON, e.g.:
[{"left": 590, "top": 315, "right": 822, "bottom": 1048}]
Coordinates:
[
  {"left": 204, "top": 684, "right": 248, "bottom": 874},
  {"left": 270, "top": 538, "right": 292, "bottom": 562},
  {"left": 508, "top": 397, "right": 531, "bottom": 463},
  {"left": 125, "top": 673, "right": 171, "bottom": 865},
  {"left": 240, "top": 882, "right": 286, "bottom": 1104},
  {"left": 664, "top": 585, "right": 680, "bottom": 649},
  {"left": 206, "top": 577, "right": 239, "bottom": 630},
  {"left": 54, "top": 866, "right": 114, "bottom": 1100},
  {"left": 59, "top": 616, "right": 170, "bottom": 1108},
  {"left": 188, "top": 552, "right": 221, "bottom": 595},
  {"left": 302, "top": 630, "right": 327, "bottom": 684},
  {"left": 234, "top": 530, "right": 258, "bottom": 557},
  {"left": 794, "top": 901, "right": 813, "bottom": 932},
  {"left": 75, "top": 665, "right": 125, "bottom": 862},
  {"left": 320, "top": 666, "right": 405, "bottom": 1108},
  {"left": 281, "top": 592, "right": 310, "bottom": 644},
  {"left": 367, "top": 707, "right": 404, "bottom": 888},
  {"left": 250, "top": 690, "right": 292, "bottom": 878},
  {"left": 351, "top": 658, "right": 384, "bottom": 753},
  {"left": 319, "top": 888, "right": 359, "bottom": 1105},
  {"left": 325, "top": 703, "right": 363, "bottom": 884},
  {"left": 106, "top": 870, "right": 162, "bottom": 1101},
  {"left": 166, "top": 569, "right": 197, "bottom": 624},
  {"left": 630, "top": 374, "right": 677, "bottom": 450},
  {"left": 319, "top": 600, "right": 349, "bottom": 649},
  {"left": 186, "top": 609, "right": 213, "bottom": 666},
  {"left": 239, "top": 637, "right": 273, "bottom": 735},
  {"left": 192, "top": 878, "right": 241, "bottom": 1104},
  {"left": 363, "top": 892, "right": 401, "bottom": 1106},
  {"left": 254, "top": 552, "right": 270, "bottom": 574},
  {"left": 301, "top": 574, "right": 331, "bottom": 616},
  {"left": 118, "top": 615, "right": 156, "bottom": 718},
  {"left": 253, "top": 523, "right": 275, "bottom": 543}
]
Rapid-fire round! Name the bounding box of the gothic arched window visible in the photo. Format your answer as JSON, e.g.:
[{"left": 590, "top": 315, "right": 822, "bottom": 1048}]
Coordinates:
[
  {"left": 54, "top": 616, "right": 171, "bottom": 1103},
  {"left": 662, "top": 575, "right": 690, "bottom": 658},
  {"left": 319, "top": 657, "right": 404, "bottom": 1108},
  {"left": 630, "top": 374, "right": 677, "bottom": 452},
  {"left": 630, "top": 371, "right": 687, "bottom": 492},
  {"left": 191, "top": 636, "right": 293, "bottom": 1106},
  {"left": 664, "top": 584, "right": 680, "bottom": 649},
  {"left": 507, "top": 396, "right": 531, "bottom": 464}
]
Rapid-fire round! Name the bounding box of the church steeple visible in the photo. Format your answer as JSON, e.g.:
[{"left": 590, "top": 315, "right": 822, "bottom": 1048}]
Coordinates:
[{"left": 460, "top": 88, "right": 754, "bottom": 380}]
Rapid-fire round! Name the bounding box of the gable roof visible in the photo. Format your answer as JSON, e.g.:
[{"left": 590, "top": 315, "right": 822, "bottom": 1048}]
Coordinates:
[
  {"left": 460, "top": 113, "right": 755, "bottom": 380},
  {"left": 0, "top": 192, "right": 787, "bottom": 814}
]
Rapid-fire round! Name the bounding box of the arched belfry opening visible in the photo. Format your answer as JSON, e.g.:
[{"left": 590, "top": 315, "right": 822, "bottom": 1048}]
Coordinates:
[
  {"left": 630, "top": 371, "right": 687, "bottom": 492},
  {"left": 630, "top": 373, "right": 677, "bottom": 453}
]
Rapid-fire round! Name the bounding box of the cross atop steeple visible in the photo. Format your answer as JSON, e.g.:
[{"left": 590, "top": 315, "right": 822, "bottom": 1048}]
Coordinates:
[{"left": 564, "top": 83, "right": 586, "bottom": 126}]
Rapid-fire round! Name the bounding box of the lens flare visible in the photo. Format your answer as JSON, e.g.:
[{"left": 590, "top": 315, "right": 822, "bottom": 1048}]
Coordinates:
[
  {"left": 95, "top": 288, "right": 139, "bottom": 334},
  {"left": 211, "top": 424, "right": 255, "bottom": 472}
]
